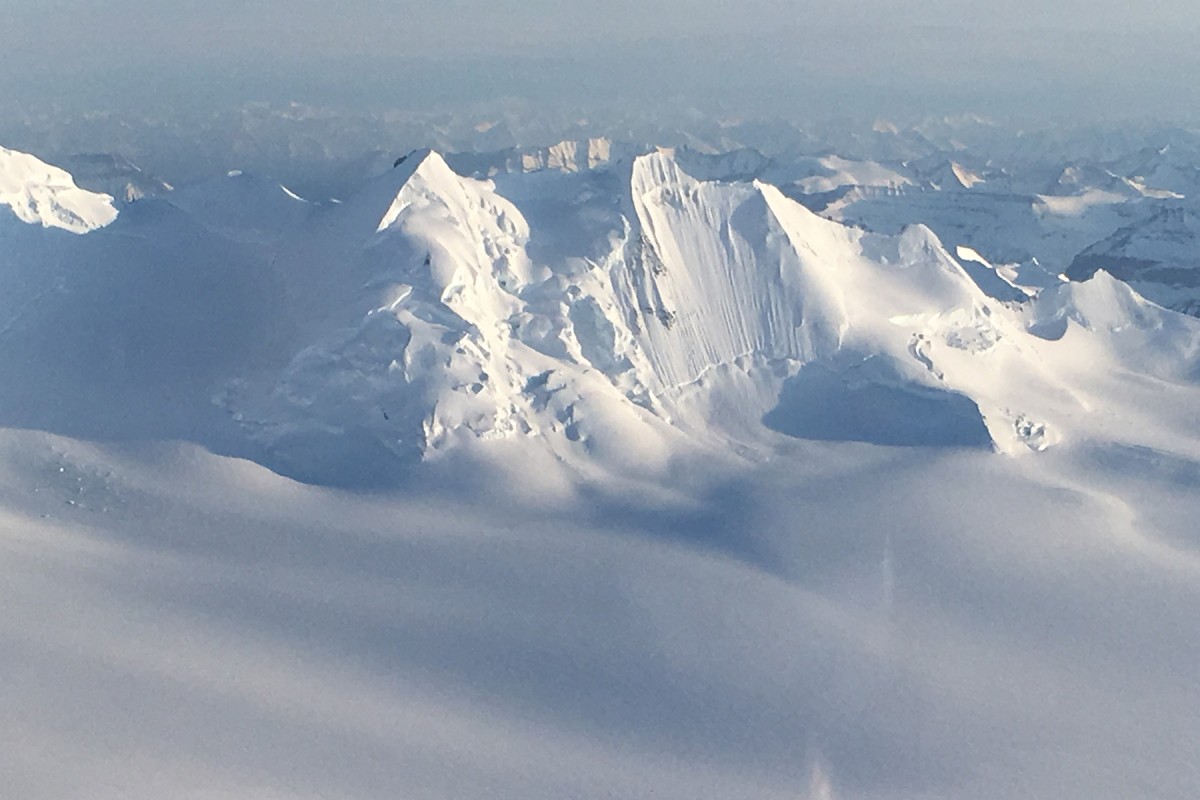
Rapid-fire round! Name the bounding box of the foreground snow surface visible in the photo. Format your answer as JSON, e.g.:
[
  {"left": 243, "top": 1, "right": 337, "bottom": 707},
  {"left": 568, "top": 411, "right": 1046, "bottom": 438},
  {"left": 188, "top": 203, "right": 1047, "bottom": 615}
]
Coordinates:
[{"left": 3, "top": 432, "right": 1200, "bottom": 799}]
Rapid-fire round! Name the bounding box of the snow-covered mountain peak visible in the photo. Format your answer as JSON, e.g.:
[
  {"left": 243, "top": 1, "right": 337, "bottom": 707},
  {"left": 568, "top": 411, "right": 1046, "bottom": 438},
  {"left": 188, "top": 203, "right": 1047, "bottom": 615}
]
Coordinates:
[
  {"left": 524, "top": 137, "right": 615, "bottom": 172},
  {"left": 214, "top": 146, "right": 1200, "bottom": 471},
  {"left": 0, "top": 145, "right": 118, "bottom": 233},
  {"left": 1067, "top": 204, "right": 1200, "bottom": 315},
  {"left": 376, "top": 149, "right": 462, "bottom": 231},
  {"left": 7, "top": 139, "right": 1200, "bottom": 481},
  {"left": 372, "top": 149, "right": 538, "bottom": 289}
]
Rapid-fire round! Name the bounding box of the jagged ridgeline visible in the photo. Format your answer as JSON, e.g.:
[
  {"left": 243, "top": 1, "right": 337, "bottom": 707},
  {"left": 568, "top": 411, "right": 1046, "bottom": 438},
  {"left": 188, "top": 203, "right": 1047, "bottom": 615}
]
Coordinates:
[{"left": 3, "top": 142, "right": 1200, "bottom": 485}]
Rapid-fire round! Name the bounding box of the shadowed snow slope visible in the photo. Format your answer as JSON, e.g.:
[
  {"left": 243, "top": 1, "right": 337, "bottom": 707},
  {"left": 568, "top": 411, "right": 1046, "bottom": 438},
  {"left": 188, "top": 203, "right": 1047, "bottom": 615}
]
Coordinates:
[{"left": 2, "top": 432, "right": 1200, "bottom": 800}]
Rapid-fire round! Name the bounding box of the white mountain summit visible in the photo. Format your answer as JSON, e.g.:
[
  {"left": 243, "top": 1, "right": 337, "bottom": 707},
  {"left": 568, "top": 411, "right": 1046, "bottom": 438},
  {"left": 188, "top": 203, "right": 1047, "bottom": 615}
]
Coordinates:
[
  {"left": 0, "top": 145, "right": 118, "bottom": 233},
  {"left": 4, "top": 143, "right": 1198, "bottom": 483}
]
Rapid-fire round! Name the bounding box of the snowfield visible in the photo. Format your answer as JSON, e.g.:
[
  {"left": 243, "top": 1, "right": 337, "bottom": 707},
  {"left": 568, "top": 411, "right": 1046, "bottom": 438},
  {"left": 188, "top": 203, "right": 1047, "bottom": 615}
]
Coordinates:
[{"left": 2, "top": 140, "right": 1200, "bottom": 799}]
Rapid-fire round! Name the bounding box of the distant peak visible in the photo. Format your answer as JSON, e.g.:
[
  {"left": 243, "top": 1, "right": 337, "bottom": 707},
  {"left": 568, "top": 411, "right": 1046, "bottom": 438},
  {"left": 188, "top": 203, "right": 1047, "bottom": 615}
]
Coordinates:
[{"left": 0, "top": 145, "right": 118, "bottom": 233}]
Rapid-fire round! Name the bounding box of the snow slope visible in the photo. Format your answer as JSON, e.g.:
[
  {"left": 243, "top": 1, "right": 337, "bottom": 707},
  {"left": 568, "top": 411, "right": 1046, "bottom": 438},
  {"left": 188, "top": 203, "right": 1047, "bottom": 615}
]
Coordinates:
[
  {"left": 0, "top": 146, "right": 117, "bottom": 232},
  {"left": 3, "top": 429, "right": 1200, "bottom": 800},
  {"left": 1068, "top": 205, "right": 1200, "bottom": 315}
]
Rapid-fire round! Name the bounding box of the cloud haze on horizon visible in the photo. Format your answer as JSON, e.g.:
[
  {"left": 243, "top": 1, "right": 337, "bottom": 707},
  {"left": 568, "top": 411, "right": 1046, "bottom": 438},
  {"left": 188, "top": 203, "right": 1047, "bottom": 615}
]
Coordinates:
[{"left": 3, "top": 1, "right": 1198, "bottom": 122}]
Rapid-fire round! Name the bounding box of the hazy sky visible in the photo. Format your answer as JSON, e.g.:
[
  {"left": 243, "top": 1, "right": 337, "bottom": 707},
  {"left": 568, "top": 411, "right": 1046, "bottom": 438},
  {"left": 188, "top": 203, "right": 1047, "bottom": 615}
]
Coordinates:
[{"left": 4, "top": 1, "right": 1198, "bottom": 121}]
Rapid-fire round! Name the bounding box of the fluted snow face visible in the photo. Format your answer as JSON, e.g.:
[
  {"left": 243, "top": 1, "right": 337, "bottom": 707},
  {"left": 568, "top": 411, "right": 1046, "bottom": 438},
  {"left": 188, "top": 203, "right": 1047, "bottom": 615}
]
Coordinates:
[
  {"left": 0, "top": 146, "right": 118, "bottom": 233},
  {"left": 621, "top": 152, "right": 824, "bottom": 390},
  {"left": 226, "top": 146, "right": 1200, "bottom": 472},
  {"left": 612, "top": 153, "right": 1077, "bottom": 452}
]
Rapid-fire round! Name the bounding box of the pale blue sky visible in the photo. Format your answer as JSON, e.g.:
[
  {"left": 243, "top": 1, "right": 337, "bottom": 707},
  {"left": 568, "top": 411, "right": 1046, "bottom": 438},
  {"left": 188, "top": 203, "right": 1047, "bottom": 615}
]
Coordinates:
[
  {"left": 3, "top": 1, "right": 1197, "bottom": 120},
  {"left": 6, "top": 1, "right": 1195, "bottom": 53}
]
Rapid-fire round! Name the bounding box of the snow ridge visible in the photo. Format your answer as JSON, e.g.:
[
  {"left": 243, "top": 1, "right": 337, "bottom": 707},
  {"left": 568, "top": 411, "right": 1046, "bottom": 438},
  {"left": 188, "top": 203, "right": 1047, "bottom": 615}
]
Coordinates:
[
  {"left": 7, "top": 141, "right": 1200, "bottom": 481},
  {"left": 0, "top": 146, "right": 118, "bottom": 233},
  {"left": 229, "top": 148, "right": 1183, "bottom": 472}
]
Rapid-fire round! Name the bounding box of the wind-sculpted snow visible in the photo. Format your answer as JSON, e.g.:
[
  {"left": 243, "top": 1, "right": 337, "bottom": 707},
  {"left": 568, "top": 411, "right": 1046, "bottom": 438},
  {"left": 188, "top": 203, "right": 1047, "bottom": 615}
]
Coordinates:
[{"left": 1028, "top": 270, "right": 1200, "bottom": 377}]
